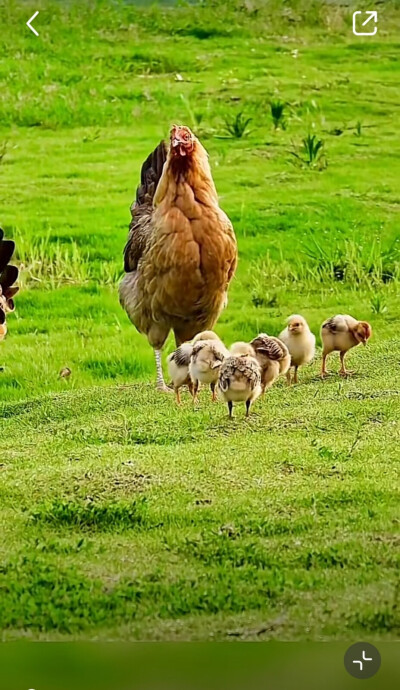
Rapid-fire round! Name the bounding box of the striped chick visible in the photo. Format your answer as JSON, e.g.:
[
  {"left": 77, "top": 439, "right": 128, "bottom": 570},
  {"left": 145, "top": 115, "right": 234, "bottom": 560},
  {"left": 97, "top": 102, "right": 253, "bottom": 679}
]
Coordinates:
[
  {"left": 250, "top": 333, "right": 290, "bottom": 392},
  {"left": 218, "top": 342, "right": 262, "bottom": 418}
]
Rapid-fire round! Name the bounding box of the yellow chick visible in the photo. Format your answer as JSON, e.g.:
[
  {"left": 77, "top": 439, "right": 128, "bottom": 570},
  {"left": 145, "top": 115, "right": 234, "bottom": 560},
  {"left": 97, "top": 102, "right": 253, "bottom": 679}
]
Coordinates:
[
  {"left": 167, "top": 342, "right": 194, "bottom": 404},
  {"left": 250, "top": 333, "right": 290, "bottom": 392},
  {"left": 218, "top": 342, "right": 262, "bottom": 418},
  {"left": 189, "top": 332, "right": 229, "bottom": 402},
  {"left": 167, "top": 331, "right": 224, "bottom": 404},
  {"left": 279, "top": 315, "right": 316, "bottom": 384},
  {"left": 320, "top": 315, "right": 372, "bottom": 377},
  {"left": 192, "top": 330, "right": 221, "bottom": 344}
]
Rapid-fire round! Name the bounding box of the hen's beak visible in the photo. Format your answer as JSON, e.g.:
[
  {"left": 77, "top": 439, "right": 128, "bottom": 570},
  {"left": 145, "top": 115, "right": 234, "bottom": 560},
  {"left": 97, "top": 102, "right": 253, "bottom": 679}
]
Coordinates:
[{"left": 171, "top": 138, "right": 188, "bottom": 156}]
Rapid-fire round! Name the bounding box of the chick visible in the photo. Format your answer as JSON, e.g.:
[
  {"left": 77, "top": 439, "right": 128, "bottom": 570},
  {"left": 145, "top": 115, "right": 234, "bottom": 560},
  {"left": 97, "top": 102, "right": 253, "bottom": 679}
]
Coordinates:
[
  {"left": 279, "top": 315, "right": 316, "bottom": 384},
  {"left": 189, "top": 332, "right": 229, "bottom": 402},
  {"left": 218, "top": 342, "right": 262, "bottom": 418},
  {"left": 192, "top": 330, "right": 221, "bottom": 344},
  {"left": 320, "top": 315, "right": 372, "bottom": 377},
  {"left": 167, "top": 342, "right": 194, "bottom": 404},
  {"left": 250, "top": 333, "right": 290, "bottom": 392},
  {"left": 167, "top": 331, "right": 224, "bottom": 404}
]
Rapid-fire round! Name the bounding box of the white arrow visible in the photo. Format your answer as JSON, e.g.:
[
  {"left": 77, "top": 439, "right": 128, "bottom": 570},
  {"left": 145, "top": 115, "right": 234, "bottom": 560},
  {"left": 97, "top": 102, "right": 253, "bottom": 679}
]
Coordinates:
[
  {"left": 362, "top": 11, "right": 377, "bottom": 26},
  {"left": 26, "top": 11, "right": 39, "bottom": 37}
]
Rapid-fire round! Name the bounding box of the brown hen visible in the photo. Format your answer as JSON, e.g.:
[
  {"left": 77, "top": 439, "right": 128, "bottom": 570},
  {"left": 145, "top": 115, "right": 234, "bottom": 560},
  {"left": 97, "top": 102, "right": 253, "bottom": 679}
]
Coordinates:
[
  {"left": 119, "top": 125, "right": 237, "bottom": 390},
  {"left": 0, "top": 228, "right": 19, "bottom": 341}
]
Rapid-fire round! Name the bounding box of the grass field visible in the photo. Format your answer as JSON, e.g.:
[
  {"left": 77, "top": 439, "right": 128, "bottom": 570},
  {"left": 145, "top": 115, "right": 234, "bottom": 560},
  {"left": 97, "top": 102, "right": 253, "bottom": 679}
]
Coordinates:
[{"left": 0, "top": 0, "right": 399, "bottom": 640}]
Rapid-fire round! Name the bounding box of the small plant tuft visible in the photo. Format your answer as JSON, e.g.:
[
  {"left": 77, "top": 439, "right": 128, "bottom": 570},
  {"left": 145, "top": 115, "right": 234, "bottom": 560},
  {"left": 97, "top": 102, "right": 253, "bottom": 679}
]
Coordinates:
[
  {"left": 223, "top": 111, "right": 252, "bottom": 138},
  {"left": 290, "top": 134, "right": 326, "bottom": 168},
  {"left": 370, "top": 293, "right": 387, "bottom": 314},
  {"left": 270, "top": 100, "right": 286, "bottom": 130}
]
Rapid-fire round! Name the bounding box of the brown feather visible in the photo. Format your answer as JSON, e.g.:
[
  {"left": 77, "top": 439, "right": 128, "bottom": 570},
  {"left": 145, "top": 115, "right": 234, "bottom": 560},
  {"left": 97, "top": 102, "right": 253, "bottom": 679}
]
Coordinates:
[
  {"left": 0, "top": 229, "right": 19, "bottom": 338},
  {"left": 123, "top": 141, "right": 167, "bottom": 273},
  {"left": 219, "top": 355, "right": 261, "bottom": 392},
  {"left": 120, "top": 128, "right": 237, "bottom": 350},
  {"left": 250, "top": 334, "right": 288, "bottom": 361}
]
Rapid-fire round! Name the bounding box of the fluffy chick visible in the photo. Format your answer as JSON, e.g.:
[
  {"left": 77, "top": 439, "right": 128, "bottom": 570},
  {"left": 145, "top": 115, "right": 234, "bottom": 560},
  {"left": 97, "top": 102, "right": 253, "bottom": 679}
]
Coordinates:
[
  {"left": 167, "top": 342, "right": 194, "bottom": 404},
  {"left": 250, "top": 334, "right": 290, "bottom": 392},
  {"left": 218, "top": 342, "right": 262, "bottom": 418},
  {"left": 192, "top": 330, "right": 221, "bottom": 344},
  {"left": 320, "top": 315, "right": 372, "bottom": 377},
  {"left": 167, "top": 330, "right": 223, "bottom": 404},
  {"left": 279, "top": 315, "right": 316, "bottom": 384},
  {"left": 189, "top": 334, "right": 229, "bottom": 402}
]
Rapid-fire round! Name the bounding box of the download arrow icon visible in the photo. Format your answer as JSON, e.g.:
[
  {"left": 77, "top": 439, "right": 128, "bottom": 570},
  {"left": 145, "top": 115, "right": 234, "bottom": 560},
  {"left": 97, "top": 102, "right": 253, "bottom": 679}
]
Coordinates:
[{"left": 26, "top": 10, "right": 39, "bottom": 36}]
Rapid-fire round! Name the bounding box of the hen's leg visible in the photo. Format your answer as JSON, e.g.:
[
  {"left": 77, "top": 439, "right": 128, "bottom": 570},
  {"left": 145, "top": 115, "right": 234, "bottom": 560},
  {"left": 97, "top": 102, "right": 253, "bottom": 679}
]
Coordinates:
[
  {"left": 154, "top": 349, "right": 172, "bottom": 393},
  {"left": 228, "top": 401, "right": 233, "bottom": 418}
]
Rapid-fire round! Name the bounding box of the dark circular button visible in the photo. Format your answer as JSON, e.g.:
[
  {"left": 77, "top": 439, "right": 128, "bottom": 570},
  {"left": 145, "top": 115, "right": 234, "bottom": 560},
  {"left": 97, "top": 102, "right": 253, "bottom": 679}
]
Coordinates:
[{"left": 344, "top": 642, "right": 381, "bottom": 679}]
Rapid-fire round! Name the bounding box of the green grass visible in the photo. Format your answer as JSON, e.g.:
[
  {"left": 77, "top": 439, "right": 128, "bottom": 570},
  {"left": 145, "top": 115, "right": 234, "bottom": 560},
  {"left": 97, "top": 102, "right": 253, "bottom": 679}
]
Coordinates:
[{"left": 0, "top": 0, "right": 399, "bottom": 640}]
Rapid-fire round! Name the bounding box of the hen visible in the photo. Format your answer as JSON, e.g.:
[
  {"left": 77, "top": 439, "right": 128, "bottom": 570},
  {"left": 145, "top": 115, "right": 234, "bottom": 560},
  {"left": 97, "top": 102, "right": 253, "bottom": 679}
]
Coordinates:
[
  {"left": 0, "top": 228, "right": 19, "bottom": 341},
  {"left": 120, "top": 125, "right": 237, "bottom": 391}
]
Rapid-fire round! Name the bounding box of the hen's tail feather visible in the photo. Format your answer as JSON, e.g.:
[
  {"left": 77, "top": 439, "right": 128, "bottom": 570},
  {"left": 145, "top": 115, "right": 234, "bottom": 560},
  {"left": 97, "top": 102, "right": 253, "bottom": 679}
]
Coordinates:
[
  {"left": 0, "top": 231, "right": 19, "bottom": 335},
  {"left": 0, "top": 264, "right": 19, "bottom": 292},
  {"left": 124, "top": 141, "right": 168, "bottom": 273},
  {"left": 0, "top": 239, "right": 16, "bottom": 274},
  {"left": 135, "top": 140, "right": 168, "bottom": 206}
]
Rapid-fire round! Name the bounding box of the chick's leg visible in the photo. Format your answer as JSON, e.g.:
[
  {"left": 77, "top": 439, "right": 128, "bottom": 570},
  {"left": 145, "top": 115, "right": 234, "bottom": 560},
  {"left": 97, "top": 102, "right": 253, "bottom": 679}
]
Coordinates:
[
  {"left": 210, "top": 382, "right": 217, "bottom": 402},
  {"left": 293, "top": 366, "right": 299, "bottom": 384},
  {"left": 154, "top": 349, "right": 172, "bottom": 393},
  {"left": 339, "top": 351, "right": 353, "bottom": 377},
  {"left": 321, "top": 351, "right": 329, "bottom": 378},
  {"left": 192, "top": 379, "right": 199, "bottom": 403},
  {"left": 286, "top": 370, "right": 292, "bottom": 386},
  {"left": 174, "top": 387, "right": 181, "bottom": 405}
]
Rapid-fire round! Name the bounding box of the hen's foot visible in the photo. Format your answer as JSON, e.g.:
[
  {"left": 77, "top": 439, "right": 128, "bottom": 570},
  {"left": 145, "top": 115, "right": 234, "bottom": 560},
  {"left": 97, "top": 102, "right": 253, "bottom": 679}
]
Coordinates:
[{"left": 157, "top": 383, "right": 174, "bottom": 393}]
